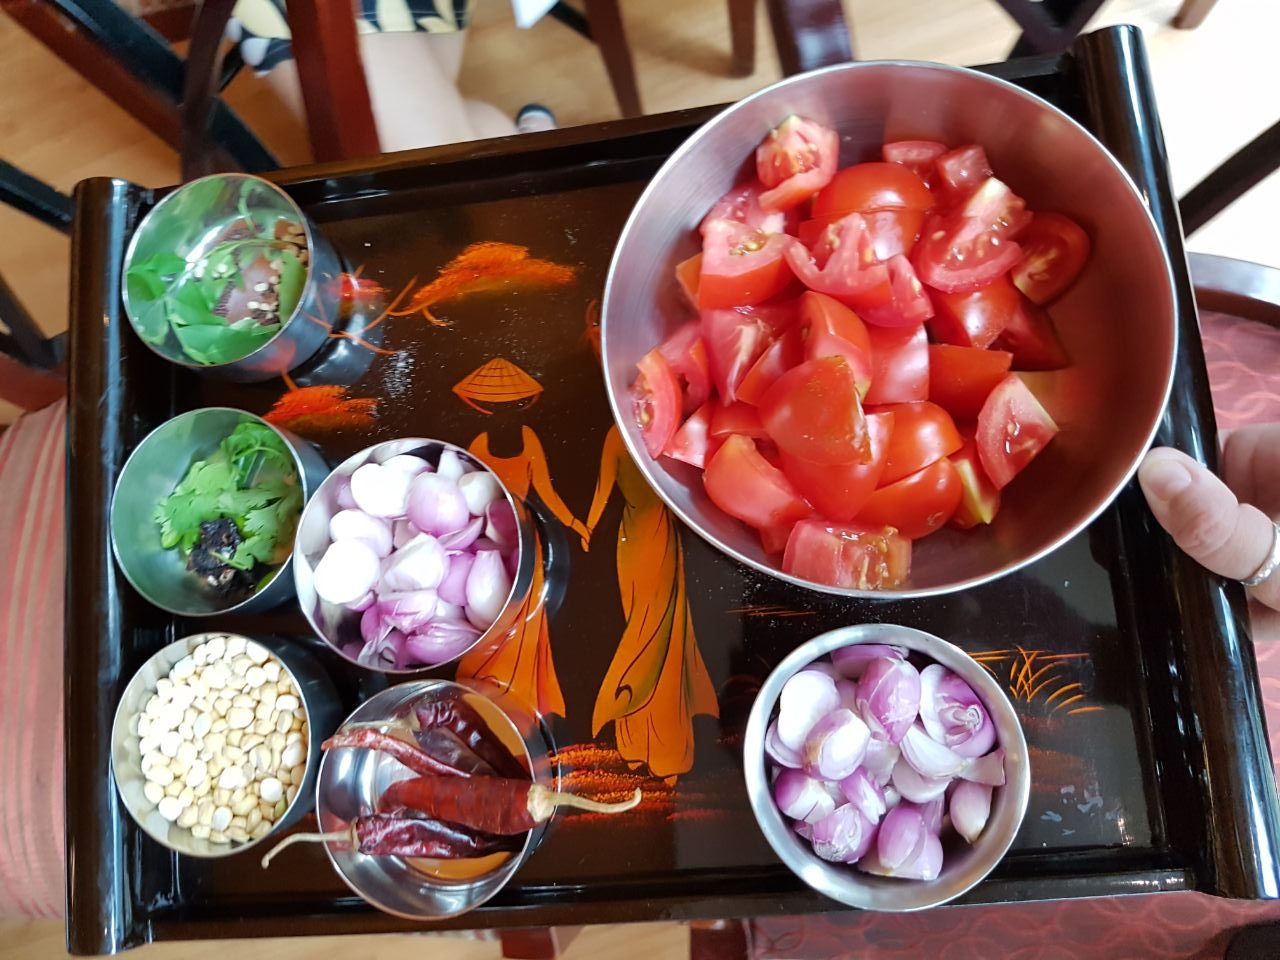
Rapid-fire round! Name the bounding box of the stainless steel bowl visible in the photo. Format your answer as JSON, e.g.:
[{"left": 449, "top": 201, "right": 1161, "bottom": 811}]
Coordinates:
[
  {"left": 601, "top": 61, "right": 1177, "bottom": 597},
  {"left": 110, "top": 632, "right": 341, "bottom": 859},
  {"left": 743, "top": 623, "right": 1030, "bottom": 911},
  {"left": 313, "top": 679, "right": 552, "bottom": 919},
  {"left": 110, "top": 407, "right": 329, "bottom": 616},
  {"left": 122, "top": 173, "right": 341, "bottom": 381},
  {"left": 292, "top": 438, "right": 536, "bottom": 674}
]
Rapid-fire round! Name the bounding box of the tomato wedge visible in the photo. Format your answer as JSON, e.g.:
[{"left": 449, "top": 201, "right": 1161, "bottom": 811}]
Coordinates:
[
  {"left": 782, "top": 520, "right": 911, "bottom": 590},
  {"left": 675, "top": 252, "right": 702, "bottom": 306},
  {"left": 934, "top": 145, "right": 992, "bottom": 204},
  {"left": 928, "top": 344, "right": 1013, "bottom": 418},
  {"left": 1010, "top": 212, "right": 1091, "bottom": 304},
  {"left": 864, "top": 323, "right": 929, "bottom": 405},
  {"left": 737, "top": 327, "right": 803, "bottom": 406},
  {"left": 811, "top": 162, "right": 934, "bottom": 222},
  {"left": 859, "top": 255, "right": 934, "bottom": 328},
  {"left": 756, "top": 116, "right": 840, "bottom": 211},
  {"left": 779, "top": 412, "right": 893, "bottom": 521},
  {"left": 699, "top": 219, "right": 794, "bottom": 310},
  {"left": 786, "top": 213, "right": 894, "bottom": 313},
  {"left": 701, "top": 307, "right": 773, "bottom": 404},
  {"left": 858, "top": 457, "right": 963, "bottom": 539},
  {"left": 632, "top": 348, "right": 682, "bottom": 458},
  {"left": 873, "top": 401, "right": 963, "bottom": 485},
  {"left": 914, "top": 178, "right": 1029, "bottom": 293},
  {"left": 949, "top": 440, "right": 1000, "bottom": 529},
  {"left": 801, "top": 209, "right": 925, "bottom": 262},
  {"left": 700, "top": 182, "right": 788, "bottom": 236},
  {"left": 928, "top": 274, "right": 1021, "bottom": 348},
  {"left": 704, "top": 434, "right": 812, "bottom": 530},
  {"left": 657, "top": 321, "right": 712, "bottom": 413},
  {"left": 992, "top": 294, "right": 1069, "bottom": 370},
  {"left": 975, "top": 374, "right": 1059, "bottom": 489},
  {"left": 710, "top": 400, "right": 767, "bottom": 439},
  {"left": 883, "top": 140, "right": 947, "bottom": 188},
  {"left": 759, "top": 355, "right": 870, "bottom": 466},
  {"left": 759, "top": 519, "right": 797, "bottom": 555},
  {"left": 663, "top": 402, "right": 719, "bottom": 468},
  {"left": 798, "top": 291, "right": 872, "bottom": 396}
]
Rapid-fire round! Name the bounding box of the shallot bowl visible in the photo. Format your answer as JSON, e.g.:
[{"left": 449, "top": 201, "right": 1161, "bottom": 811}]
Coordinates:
[
  {"left": 743, "top": 623, "right": 1030, "bottom": 911},
  {"left": 600, "top": 60, "right": 1176, "bottom": 597},
  {"left": 292, "top": 438, "right": 536, "bottom": 673}
]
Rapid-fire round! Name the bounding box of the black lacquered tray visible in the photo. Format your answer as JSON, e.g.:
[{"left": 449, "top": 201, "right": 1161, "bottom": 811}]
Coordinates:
[{"left": 65, "top": 25, "right": 1280, "bottom": 955}]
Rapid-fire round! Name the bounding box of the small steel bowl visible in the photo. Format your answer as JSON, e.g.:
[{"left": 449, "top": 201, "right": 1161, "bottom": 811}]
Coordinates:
[
  {"left": 121, "top": 173, "right": 342, "bottom": 381},
  {"left": 110, "top": 631, "right": 341, "bottom": 858},
  {"left": 313, "top": 679, "right": 552, "bottom": 920},
  {"left": 743, "top": 623, "right": 1030, "bottom": 912},
  {"left": 292, "top": 438, "right": 536, "bottom": 674},
  {"left": 111, "top": 407, "right": 329, "bottom": 616},
  {"left": 601, "top": 61, "right": 1177, "bottom": 597}
]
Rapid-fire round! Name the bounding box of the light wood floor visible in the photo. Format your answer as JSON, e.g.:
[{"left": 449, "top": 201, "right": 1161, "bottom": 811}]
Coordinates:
[{"left": 2, "top": 0, "right": 1278, "bottom": 955}]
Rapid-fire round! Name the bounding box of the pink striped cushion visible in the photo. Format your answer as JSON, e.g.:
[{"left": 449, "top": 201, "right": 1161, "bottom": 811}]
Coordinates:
[{"left": 0, "top": 400, "right": 66, "bottom": 918}]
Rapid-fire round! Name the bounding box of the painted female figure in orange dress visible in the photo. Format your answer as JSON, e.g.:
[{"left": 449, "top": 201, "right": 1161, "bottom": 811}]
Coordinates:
[
  {"left": 452, "top": 357, "right": 587, "bottom": 723},
  {"left": 585, "top": 424, "right": 719, "bottom": 782}
]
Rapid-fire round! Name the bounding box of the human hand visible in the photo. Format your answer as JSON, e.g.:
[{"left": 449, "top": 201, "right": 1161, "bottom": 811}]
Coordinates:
[{"left": 1138, "top": 424, "right": 1280, "bottom": 639}]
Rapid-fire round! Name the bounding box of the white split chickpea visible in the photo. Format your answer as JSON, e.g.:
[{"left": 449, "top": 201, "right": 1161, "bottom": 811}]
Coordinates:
[{"left": 130, "top": 634, "right": 308, "bottom": 845}]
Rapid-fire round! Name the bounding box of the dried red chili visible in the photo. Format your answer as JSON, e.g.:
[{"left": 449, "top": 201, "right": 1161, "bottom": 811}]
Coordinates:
[
  {"left": 413, "top": 700, "right": 529, "bottom": 781},
  {"left": 260, "top": 808, "right": 518, "bottom": 867},
  {"left": 381, "top": 775, "right": 641, "bottom": 836},
  {"left": 322, "top": 727, "right": 471, "bottom": 778}
]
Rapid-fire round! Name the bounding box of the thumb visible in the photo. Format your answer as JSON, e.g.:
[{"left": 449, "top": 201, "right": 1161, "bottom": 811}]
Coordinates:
[{"left": 1138, "top": 447, "right": 1280, "bottom": 610}]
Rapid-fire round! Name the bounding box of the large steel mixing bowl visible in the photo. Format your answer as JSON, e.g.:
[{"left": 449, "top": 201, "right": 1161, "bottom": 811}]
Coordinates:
[{"left": 601, "top": 61, "right": 1176, "bottom": 597}]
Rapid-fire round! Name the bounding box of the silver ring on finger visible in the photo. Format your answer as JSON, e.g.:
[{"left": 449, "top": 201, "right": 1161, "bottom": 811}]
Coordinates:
[{"left": 1241, "top": 519, "right": 1280, "bottom": 588}]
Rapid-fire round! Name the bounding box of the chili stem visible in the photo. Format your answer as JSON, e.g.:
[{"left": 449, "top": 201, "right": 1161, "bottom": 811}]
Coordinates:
[
  {"left": 527, "top": 786, "right": 642, "bottom": 823},
  {"left": 260, "top": 828, "right": 352, "bottom": 868}
]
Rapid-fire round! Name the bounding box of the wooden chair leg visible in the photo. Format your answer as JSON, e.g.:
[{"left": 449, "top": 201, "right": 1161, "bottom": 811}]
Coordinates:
[
  {"left": 582, "top": 0, "right": 643, "bottom": 118},
  {"left": 1179, "top": 118, "right": 1280, "bottom": 237},
  {"left": 1174, "top": 0, "right": 1220, "bottom": 30},
  {"left": 499, "top": 926, "right": 582, "bottom": 959},
  {"left": 690, "top": 920, "right": 751, "bottom": 960},
  {"left": 762, "top": 0, "right": 852, "bottom": 76},
  {"left": 727, "top": 0, "right": 757, "bottom": 77},
  {"left": 287, "top": 0, "right": 381, "bottom": 161}
]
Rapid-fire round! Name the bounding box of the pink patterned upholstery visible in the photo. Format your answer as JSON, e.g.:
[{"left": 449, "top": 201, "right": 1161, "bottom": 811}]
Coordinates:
[{"left": 0, "top": 400, "right": 66, "bottom": 918}]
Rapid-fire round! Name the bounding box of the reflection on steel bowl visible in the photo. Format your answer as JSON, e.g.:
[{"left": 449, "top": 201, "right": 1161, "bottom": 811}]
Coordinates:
[
  {"left": 600, "top": 61, "right": 1176, "bottom": 597},
  {"left": 743, "top": 623, "right": 1030, "bottom": 911}
]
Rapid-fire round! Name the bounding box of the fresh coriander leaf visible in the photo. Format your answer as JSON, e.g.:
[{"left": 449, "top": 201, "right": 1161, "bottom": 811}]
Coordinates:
[
  {"left": 133, "top": 297, "right": 173, "bottom": 345},
  {"left": 135, "top": 252, "right": 187, "bottom": 278},
  {"left": 126, "top": 269, "right": 165, "bottom": 303}
]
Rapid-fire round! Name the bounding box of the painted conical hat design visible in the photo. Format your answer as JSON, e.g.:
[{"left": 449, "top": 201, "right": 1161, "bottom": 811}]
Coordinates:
[{"left": 453, "top": 357, "right": 543, "bottom": 413}]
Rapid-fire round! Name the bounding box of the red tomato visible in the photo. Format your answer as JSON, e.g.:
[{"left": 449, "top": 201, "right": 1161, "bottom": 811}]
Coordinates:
[
  {"left": 800, "top": 209, "right": 925, "bottom": 261},
  {"left": 675, "top": 252, "right": 702, "bottom": 306},
  {"left": 711, "top": 401, "right": 767, "bottom": 439},
  {"left": 927, "top": 344, "right": 1013, "bottom": 418},
  {"left": 782, "top": 520, "right": 911, "bottom": 590},
  {"left": 785, "top": 214, "right": 894, "bottom": 313},
  {"left": 759, "top": 356, "right": 870, "bottom": 466},
  {"left": 663, "top": 402, "right": 719, "bottom": 469},
  {"left": 738, "top": 327, "right": 803, "bottom": 406},
  {"left": 798, "top": 291, "right": 872, "bottom": 396},
  {"left": 756, "top": 116, "right": 840, "bottom": 211},
  {"left": 780, "top": 412, "right": 893, "bottom": 521},
  {"left": 993, "top": 294, "right": 1069, "bottom": 370},
  {"left": 873, "top": 401, "right": 963, "bottom": 485},
  {"left": 759, "top": 520, "right": 797, "bottom": 555},
  {"left": 858, "top": 457, "right": 963, "bottom": 539},
  {"left": 934, "top": 145, "right": 992, "bottom": 204},
  {"left": 914, "top": 178, "right": 1029, "bottom": 293},
  {"left": 632, "top": 349, "right": 682, "bottom": 458},
  {"left": 704, "top": 434, "right": 812, "bottom": 530},
  {"left": 699, "top": 219, "right": 795, "bottom": 309},
  {"left": 657, "top": 321, "right": 712, "bottom": 413},
  {"left": 864, "top": 323, "right": 929, "bottom": 405},
  {"left": 949, "top": 440, "right": 1000, "bottom": 529},
  {"left": 859, "top": 256, "right": 934, "bottom": 328},
  {"left": 976, "top": 374, "right": 1060, "bottom": 489},
  {"left": 701, "top": 308, "right": 773, "bottom": 404},
  {"left": 928, "top": 274, "right": 1021, "bottom": 348},
  {"left": 700, "top": 182, "right": 788, "bottom": 236},
  {"left": 811, "top": 162, "right": 934, "bottom": 221},
  {"left": 1010, "top": 212, "right": 1091, "bottom": 304},
  {"left": 882, "top": 140, "right": 948, "bottom": 188}
]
